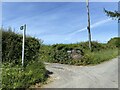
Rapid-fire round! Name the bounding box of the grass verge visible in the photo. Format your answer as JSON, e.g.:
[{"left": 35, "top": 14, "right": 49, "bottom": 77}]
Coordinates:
[
  {"left": 82, "top": 48, "right": 118, "bottom": 65},
  {"left": 2, "top": 60, "right": 47, "bottom": 89}
]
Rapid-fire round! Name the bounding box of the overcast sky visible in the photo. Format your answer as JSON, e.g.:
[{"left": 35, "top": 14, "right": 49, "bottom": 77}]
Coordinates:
[{"left": 2, "top": 2, "right": 118, "bottom": 44}]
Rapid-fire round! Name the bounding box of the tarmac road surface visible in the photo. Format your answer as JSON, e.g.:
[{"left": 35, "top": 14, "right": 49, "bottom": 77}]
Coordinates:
[{"left": 42, "top": 58, "right": 118, "bottom": 88}]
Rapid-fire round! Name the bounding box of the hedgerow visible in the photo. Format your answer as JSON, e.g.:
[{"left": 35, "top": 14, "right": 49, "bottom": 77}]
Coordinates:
[
  {"left": 2, "top": 28, "right": 41, "bottom": 66},
  {"left": 1, "top": 28, "right": 47, "bottom": 89},
  {"left": 40, "top": 39, "right": 119, "bottom": 65}
]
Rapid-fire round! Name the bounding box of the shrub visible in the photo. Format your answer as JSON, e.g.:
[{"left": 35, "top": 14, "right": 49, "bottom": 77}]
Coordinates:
[
  {"left": 79, "top": 41, "right": 106, "bottom": 52},
  {"left": 52, "top": 49, "right": 71, "bottom": 64},
  {"left": 41, "top": 41, "right": 118, "bottom": 66},
  {"left": 2, "top": 28, "right": 42, "bottom": 66},
  {"left": 2, "top": 60, "right": 47, "bottom": 89},
  {"left": 1, "top": 28, "right": 47, "bottom": 89},
  {"left": 107, "top": 37, "right": 120, "bottom": 48},
  {"left": 39, "top": 45, "right": 53, "bottom": 62}
]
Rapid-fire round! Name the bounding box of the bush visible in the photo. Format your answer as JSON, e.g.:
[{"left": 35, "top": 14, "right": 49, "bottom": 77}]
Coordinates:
[
  {"left": 52, "top": 49, "right": 71, "bottom": 64},
  {"left": 1, "top": 28, "right": 47, "bottom": 89},
  {"left": 40, "top": 40, "right": 118, "bottom": 66},
  {"left": 79, "top": 41, "right": 106, "bottom": 52},
  {"left": 2, "top": 60, "right": 47, "bottom": 89},
  {"left": 39, "top": 45, "right": 53, "bottom": 62},
  {"left": 2, "top": 28, "right": 42, "bottom": 66},
  {"left": 107, "top": 37, "right": 120, "bottom": 48},
  {"left": 45, "top": 44, "right": 85, "bottom": 64},
  {"left": 51, "top": 41, "right": 106, "bottom": 53}
]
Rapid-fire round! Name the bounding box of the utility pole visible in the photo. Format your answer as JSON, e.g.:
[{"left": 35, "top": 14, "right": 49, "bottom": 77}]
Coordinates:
[
  {"left": 20, "top": 24, "right": 26, "bottom": 67},
  {"left": 86, "top": 0, "right": 92, "bottom": 51}
]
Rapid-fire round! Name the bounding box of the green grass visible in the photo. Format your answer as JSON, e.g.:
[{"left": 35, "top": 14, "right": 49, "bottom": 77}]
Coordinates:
[
  {"left": 82, "top": 48, "right": 118, "bottom": 65},
  {"left": 2, "top": 60, "right": 47, "bottom": 89}
]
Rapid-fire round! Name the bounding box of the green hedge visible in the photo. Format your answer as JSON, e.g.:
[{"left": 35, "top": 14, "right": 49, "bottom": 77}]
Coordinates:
[
  {"left": 51, "top": 49, "right": 70, "bottom": 64},
  {"left": 2, "top": 29, "right": 41, "bottom": 66},
  {"left": 52, "top": 41, "right": 106, "bottom": 52},
  {"left": 40, "top": 40, "right": 118, "bottom": 65},
  {"left": 1, "top": 28, "right": 47, "bottom": 89}
]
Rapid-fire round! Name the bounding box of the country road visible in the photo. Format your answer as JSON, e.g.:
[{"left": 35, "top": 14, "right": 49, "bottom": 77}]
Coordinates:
[{"left": 42, "top": 58, "right": 118, "bottom": 88}]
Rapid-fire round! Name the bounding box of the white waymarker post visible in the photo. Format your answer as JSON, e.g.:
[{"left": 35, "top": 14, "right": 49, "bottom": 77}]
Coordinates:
[{"left": 20, "top": 24, "right": 26, "bottom": 67}]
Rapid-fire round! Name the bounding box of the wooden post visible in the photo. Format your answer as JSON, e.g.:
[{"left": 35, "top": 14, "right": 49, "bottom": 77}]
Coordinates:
[{"left": 86, "top": 0, "right": 92, "bottom": 51}]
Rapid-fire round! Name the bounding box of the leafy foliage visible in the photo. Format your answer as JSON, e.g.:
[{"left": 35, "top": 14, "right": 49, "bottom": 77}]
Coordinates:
[
  {"left": 2, "top": 28, "right": 47, "bottom": 89},
  {"left": 104, "top": 8, "right": 120, "bottom": 19},
  {"left": 2, "top": 60, "right": 47, "bottom": 89},
  {"left": 82, "top": 48, "right": 118, "bottom": 65},
  {"left": 2, "top": 28, "right": 42, "bottom": 66},
  {"left": 107, "top": 37, "right": 120, "bottom": 48},
  {"left": 40, "top": 41, "right": 109, "bottom": 65},
  {"left": 51, "top": 49, "right": 71, "bottom": 64},
  {"left": 79, "top": 41, "right": 105, "bottom": 52}
]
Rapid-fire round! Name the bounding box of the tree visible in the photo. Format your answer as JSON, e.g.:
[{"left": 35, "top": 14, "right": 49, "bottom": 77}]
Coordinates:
[
  {"left": 104, "top": 9, "right": 120, "bottom": 19},
  {"left": 104, "top": 1, "right": 120, "bottom": 19}
]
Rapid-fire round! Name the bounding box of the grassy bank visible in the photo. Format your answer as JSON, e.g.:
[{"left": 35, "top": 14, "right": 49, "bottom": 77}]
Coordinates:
[
  {"left": 81, "top": 48, "right": 118, "bottom": 65},
  {"left": 2, "top": 60, "right": 48, "bottom": 89}
]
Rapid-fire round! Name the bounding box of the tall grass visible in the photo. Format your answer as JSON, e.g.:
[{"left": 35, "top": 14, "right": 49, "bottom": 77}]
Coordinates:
[
  {"left": 82, "top": 48, "right": 118, "bottom": 65},
  {"left": 2, "top": 60, "right": 47, "bottom": 89}
]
